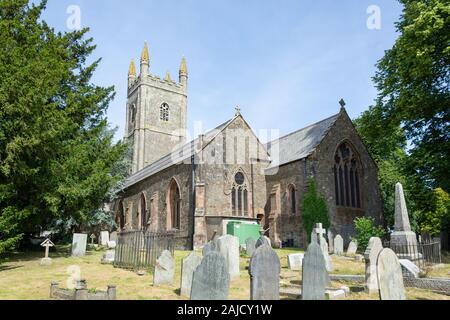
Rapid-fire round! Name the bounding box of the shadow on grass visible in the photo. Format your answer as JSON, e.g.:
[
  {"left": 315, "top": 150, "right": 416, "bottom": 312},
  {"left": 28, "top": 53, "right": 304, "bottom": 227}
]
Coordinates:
[{"left": 0, "top": 264, "right": 24, "bottom": 272}]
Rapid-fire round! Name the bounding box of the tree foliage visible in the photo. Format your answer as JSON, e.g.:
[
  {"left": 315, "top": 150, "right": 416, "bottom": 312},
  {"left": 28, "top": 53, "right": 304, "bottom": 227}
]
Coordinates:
[
  {"left": 0, "top": 0, "right": 128, "bottom": 254},
  {"left": 355, "top": 0, "right": 449, "bottom": 234},
  {"left": 374, "top": 0, "right": 450, "bottom": 192},
  {"left": 354, "top": 217, "right": 386, "bottom": 252},
  {"left": 417, "top": 188, "right": 450, "bottom": 236},
  {"left": 302, "top": 179, "right": 329, "bottom": 241}
]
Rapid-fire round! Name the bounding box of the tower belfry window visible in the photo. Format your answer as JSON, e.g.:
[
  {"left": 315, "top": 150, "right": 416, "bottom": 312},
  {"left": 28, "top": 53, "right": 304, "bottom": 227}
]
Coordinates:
[{"left": 160, "top": 103, "right": 170, "bottom": 122}]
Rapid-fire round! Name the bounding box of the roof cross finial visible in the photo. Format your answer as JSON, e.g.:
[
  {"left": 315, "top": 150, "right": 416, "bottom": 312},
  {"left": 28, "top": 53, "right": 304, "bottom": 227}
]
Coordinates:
[
  {"left": 339, "top": 98, "right": 346, "bottom": 109},
  {"left": 235, "top": 106, "right": 241, "bottom": 116}
]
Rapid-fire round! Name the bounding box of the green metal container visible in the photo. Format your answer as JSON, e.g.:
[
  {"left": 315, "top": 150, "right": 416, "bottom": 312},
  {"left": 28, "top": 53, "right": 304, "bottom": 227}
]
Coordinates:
[{"left": 227, "top": 221, "right": 261, "bottom": 246}]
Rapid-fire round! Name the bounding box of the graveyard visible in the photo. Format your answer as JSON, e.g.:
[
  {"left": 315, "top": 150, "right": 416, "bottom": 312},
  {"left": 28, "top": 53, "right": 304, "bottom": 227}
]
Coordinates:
[{"left": 0, "top": 243, "right": 449, "bottom": 300}]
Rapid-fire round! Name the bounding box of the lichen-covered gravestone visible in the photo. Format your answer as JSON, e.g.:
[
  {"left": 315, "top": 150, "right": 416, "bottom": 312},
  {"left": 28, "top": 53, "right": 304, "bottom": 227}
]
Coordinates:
[
  {"left": 180, "top": 253, "right": 203, "bottom": 297},
  {"left": 71, "top": 233, "right": 87, "bottom": 257},
  {"left": 153, "top": 250, "right": 175, "bottom": 286},
  {"left": 217, "top": 235, "right": 240, "bottom": 279},
  {"left": 364, "top": 237, "right": 383, "bottom": 294},
  {"left": 202, "top": 241, "right": 217, "bottom": 257},
  {"left": 287, "top": 253, "right": 304, "bottom": 270},
  {"left": 327, "top": 230, "right": 334, "bottom": 253},
  {"left": 377, "top": 248, "right": 406, "bottom": 300},
  {"left": 334, "top": 235, "right": 344, "bottom": 255},
  {"left": 302, "top": 242, "right": 330, "bottom": 300},
  {"left": 347, "top": 240, "right": 358, "bottom": 256},
  {"left": 191, "top": 252, "right": 230, "bottom": 300},
  {"left": 245, "top": 237, "right": 257, "bottom": 257},
  {"left": 255, "top": 236, "right": 271, "bottom": 249},
  {"left": 249, "top": 244, "right": 280, "bottom": 300},
  {"left": 100, "top": 231, "right": 109, "bottom": 246}
]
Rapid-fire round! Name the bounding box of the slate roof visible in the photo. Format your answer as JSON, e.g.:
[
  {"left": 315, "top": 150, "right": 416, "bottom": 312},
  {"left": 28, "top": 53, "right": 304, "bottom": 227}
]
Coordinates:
[
  {"left": 122, "top": 117, "right": 234, "bottom": 190},
  {"left": 265, "top": 113, "right": 340, "bottom": 169}
]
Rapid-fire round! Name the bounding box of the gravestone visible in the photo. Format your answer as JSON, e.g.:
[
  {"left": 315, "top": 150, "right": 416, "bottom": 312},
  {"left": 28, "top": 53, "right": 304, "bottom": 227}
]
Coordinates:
[
  {"left": 390, "top": 183, "right": 419, "bottom": 260},
  {"left": 334, "top": 235, "right": 344, "bottom": 255},
  {"left": 180, "top": 253, "right": 203, "bottom": 297},
  {"left": 101, "top": 250, "right": 115, "bottom": 264},
  {"left": 327, "top": 230, "right": 334, "bottom": 253},
  {"left": 255, "top": 236, "right": 271, "bottom": 249},
  {"left": 313, "top": 223, "right": 333, "bottom": 271},
  {"left": 71, "top": 233, "right": 88, "bottom": 257},
  {"left": 399, "top": 259, "right": 421, "bottom": 278},
  {"left": 249, "top": 245, "right": 280, "bottom": 300},
  {"left": 347, "top": 241, "right": 358, "bottom": 256},
  {"left": 40, "top": 238, "right": 54, "bottom": 266},
  {"left": 153, "top": 250, "right": 175, "bottom": 286},
  {"left": 107, "top": 241, "right": 116, "bottom": 249},
  {"left": 287, "top": 253, "right": 304, "bottom": 270},
  {"left": 245, "top": 237, "right": 257, "bottom": 257},
  {"left": 364, "top": 237, "right": 383, "bottom": 294},
  {"left": 217, "top": 235, "right": 240, "bottom": 279},
  {"left": 110, "top": 231, "right": 118, "bottom": 242},
  {"left": 90, "top": 234, "right": 96, "bottom": 245},
  {"left": 202, "top": 241, "right": 217, "bottom": 257},
  {"left": 302, "top": 242, "right": 329, "bottom": 300},
  {"left": 100, "top": 231, "right": 109, "bottom": 246},
  {"left": 377, "top": 248, "right": 406, "bottom": 300},
  {"left": 191, "top": 252, "right": 230, "bottom": 300}
]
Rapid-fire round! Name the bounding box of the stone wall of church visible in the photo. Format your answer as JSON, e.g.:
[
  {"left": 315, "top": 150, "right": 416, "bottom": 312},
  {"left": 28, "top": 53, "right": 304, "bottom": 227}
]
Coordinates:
[
  {"left": 118, "top": 163, "right": 194, "bottom": 250},
  {"left": 265, "top": 161, "right": 309, "bottom": 249},
  {"left": 193, "top": 116, "right": 270, "bottom": 243},
  {"left": 311, "top": 111, "right": 383, "bottom": 244}
]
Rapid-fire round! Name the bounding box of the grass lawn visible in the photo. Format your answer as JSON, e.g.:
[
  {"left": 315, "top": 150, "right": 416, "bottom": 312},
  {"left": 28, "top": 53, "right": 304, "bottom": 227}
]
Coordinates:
[{"left": 0, "top": 246, "right": 449, "bottom": 300}]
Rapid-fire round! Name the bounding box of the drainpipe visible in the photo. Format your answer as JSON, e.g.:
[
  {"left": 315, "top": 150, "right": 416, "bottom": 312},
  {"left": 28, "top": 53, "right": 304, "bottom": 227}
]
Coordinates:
[
  {"left": 251, "top": 159, "right": 255, "bottom": 219},
  {"left": 190, "top": 152, "right": 196, "bottom": 251}
]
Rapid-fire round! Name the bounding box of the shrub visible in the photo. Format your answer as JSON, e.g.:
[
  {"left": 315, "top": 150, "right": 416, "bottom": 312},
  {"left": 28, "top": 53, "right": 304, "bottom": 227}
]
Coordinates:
[
  {"left": 354, "top": 217, "right": 386, "bottom": 252},
  {"left": 302, "top": 179, "right": 330, "bottom": 241}
]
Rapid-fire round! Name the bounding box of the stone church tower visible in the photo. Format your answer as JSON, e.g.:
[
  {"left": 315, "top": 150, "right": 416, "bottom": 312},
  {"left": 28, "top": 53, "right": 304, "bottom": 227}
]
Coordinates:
[{"left": 125, "top": 42, "right": 188, "bottom": 173}]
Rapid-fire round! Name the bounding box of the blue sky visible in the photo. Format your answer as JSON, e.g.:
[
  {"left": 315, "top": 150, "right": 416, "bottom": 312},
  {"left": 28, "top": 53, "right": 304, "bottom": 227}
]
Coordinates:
[{"left": 42, "top": 0, "right": 403, "bottom": 142}]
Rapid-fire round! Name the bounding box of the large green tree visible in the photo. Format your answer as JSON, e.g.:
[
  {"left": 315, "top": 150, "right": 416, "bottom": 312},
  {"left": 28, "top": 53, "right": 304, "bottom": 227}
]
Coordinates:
[
  {"left": 0, "top": 0, "right": 127, "bottom": 254},
  {"left": 374, "top": 0, "right": 450, "bottom": 192}
]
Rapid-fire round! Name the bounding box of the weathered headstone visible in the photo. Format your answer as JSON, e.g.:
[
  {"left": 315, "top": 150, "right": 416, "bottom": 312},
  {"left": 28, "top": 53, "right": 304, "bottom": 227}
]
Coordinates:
[
  {"left": 107, "top": 241, "right": 116, "bottom": 249},
  {"left": 110, "top": 231, "right": 118, "bottom": 242},
  {"left": 101, "top": 250, "right": 115, "bottom": 264},
  {"left": 399, "top": 259, "right": 421, "bottom": 278},
  {"left": 364, "top": 237, "right": 383, "bottom": 294},
  {"left": 40, "top": 238, "right": 54, "bottom": 266},
  {"left": 180, "top": 253, "right": 203, "bottom": 297},
  {"left": 390, "top": 182, "right": 419, "bottom": 260},
  {"left": 202, "top": 241, "right": 217, "bottom": 257},
  {"left": 346, "top": 240, "right": 358, "bottom": 256},
  {"left": 153, "top": 250, "right": 175, "bottom": 286},
  {"left": 287, "top": 253, "right": 304, "bottom": 270},
  {"left": 320, "top": 240, "right": 333, "bottom": 272},
  {"left": 377, "top": 248, "right": 406, "bottom": 300},
  {"left": 191, "top": 252, "right": 230, "bottom": 300},
  {"left": 249, "top": 245, "right": 280, "bottom": 300},
  {"left": 100, "top": 231, "right": 110, "bottom": 246},
  {"left": 71, "top": 233, "right": 88, "bottom": 257},
  {"left": 327, "top": 230, "right": 334, "bottom": 253},
  {"left": 255, "top": 236, "right": 271, "bottom": 249},
  {"left": 245, "top": 237, "right": 257, "bottom": 257},
  {"left": 334, "top": 235, "right": 344, "bottom": 255},
  {"left": 302, "top": 242, "right": 329, "bottom": 300},
  {"left": 217, "top": 235, "right": 240, "bottom": 279}
]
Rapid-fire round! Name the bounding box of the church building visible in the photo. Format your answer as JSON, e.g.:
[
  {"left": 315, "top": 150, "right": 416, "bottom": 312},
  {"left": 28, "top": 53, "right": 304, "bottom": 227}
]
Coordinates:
[{"left": 114, "top": 43, "right": 383, "bottom": 249}]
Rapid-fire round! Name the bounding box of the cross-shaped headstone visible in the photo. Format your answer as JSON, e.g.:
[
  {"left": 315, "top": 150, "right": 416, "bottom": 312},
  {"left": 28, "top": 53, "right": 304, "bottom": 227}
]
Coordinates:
[
  {"left": 40, "top": 238, "right": 55, "bottom": 259},
  {"left": 339, "top": 98, "right": 346, "bottom": 108},
  {"left": 314, "top": 223, "right": 326, "bottom": 238},
  {"left": 90, "top": 234, "right": 96, "bottom": 245}
]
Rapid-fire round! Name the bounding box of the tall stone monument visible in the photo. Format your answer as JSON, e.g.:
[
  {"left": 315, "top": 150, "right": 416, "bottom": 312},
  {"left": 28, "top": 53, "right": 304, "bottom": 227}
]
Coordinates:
[{"left": 390, "top": 183, "right": 419, "bottom": 259}]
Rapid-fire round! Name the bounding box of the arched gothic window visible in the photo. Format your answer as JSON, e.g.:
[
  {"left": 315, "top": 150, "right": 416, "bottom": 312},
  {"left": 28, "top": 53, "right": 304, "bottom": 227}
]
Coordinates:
[
  {"left": 334, "top": 142, "right": 362, "bottom": 208},
  {"left": 167, "top": 179, "right": 181, "bottom": 230},
  {"left": 140, "top": 194, "right": 147, "bottom": 231},
  {"left": 130, "top": 104, "right": 136, "bottom": 123},
  {"left": 231, "top": 172, "right": 249, "bottom": 217},
  {"left": 116, "top": 201, "right": 125, "bottom": 231},
  {"left": 160, "top": 103, "right": 170, "bottom": 122},
  {"left": 288, "top": 184, "right": 296, "bottom": 214}
]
